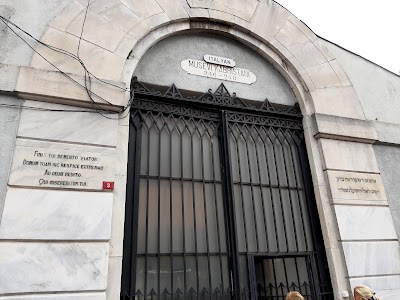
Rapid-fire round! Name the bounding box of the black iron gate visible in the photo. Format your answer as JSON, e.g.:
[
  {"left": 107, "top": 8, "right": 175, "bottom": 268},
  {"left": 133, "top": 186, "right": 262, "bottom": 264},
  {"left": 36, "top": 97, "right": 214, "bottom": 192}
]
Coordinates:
[{"left": 121, "top": 78, "right": 333, "bottom": 300}]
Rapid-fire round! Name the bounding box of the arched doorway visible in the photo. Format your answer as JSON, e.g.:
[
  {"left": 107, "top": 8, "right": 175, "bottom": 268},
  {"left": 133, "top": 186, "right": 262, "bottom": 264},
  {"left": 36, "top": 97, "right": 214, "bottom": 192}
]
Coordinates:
[{"left": 121, "top": 78, "right": 333, "bottom": 299}]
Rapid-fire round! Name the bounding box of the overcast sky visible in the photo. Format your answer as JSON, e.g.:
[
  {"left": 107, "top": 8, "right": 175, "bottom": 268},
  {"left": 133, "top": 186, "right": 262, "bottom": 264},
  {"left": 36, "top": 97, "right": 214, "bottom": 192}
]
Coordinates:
[{"left": 275, "top": 0, "right": 400, "bottom": 75}]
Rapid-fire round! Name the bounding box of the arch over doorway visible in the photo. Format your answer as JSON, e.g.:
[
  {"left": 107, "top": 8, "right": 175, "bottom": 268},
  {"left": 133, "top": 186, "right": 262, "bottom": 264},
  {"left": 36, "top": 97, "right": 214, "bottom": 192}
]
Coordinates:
[{"left": 14, "top": 1, "right": 376, "bottom": 299}]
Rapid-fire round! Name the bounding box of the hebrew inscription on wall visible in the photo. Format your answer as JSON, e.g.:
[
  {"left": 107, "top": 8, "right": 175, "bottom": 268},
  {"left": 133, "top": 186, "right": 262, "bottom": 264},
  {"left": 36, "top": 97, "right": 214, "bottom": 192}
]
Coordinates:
[
  {"left": 187, "top": 0, "right": 259, "bottom": 21},
  {"left": 327, "top": 170, "right": 386, "bottom": 202},
  {"left": 9, "top": 146, "right": 115, "bottom": 191}
]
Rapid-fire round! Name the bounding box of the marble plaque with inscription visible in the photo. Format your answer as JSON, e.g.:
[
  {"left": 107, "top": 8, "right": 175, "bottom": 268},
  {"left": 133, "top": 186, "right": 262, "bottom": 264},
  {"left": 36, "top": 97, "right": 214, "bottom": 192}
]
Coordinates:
[
  {"left": 327, "top": 170, "right": 386, "bottom": 202},
  {"left": 181, "top": 59, "right": 256, "bottom": 84},
  {"left": 187, "top": 0, "right": 259, "bottom": 21},
  {"left": 9, "top": 146, "right": 115, "bottom": 191}
]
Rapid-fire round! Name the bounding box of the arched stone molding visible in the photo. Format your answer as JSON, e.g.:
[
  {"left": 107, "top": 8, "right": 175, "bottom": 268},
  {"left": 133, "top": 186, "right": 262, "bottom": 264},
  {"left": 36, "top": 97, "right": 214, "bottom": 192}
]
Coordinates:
[
  {"left": 12, "top": 1, "right": 387, "bottom": 299},
  {"left": 25, "top": 0, "right": 365, "bottom": 120}
]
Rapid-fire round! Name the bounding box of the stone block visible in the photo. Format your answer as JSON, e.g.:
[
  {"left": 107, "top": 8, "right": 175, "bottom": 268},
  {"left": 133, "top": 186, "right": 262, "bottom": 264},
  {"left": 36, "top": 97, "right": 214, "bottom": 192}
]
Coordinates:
[
  {"left": 48, "top": 1, "right": 86, "bottom": 31},
  {"left": 284, "top": 55, "right": 305, "bottom": 75},
  {"left": 0, "top": 95, "right": 21, "bottom": 149},
  {"left": 93, "top": 1, "right": 142, "bottom": 32},
  {"left": 209, "top": 9, "right": 235, "bottom": 25},
  {"left": 327, "top": 170, "right": 387, "bottom": 204},
  {"left": 302, "top": 127, "right": 326, "bottom": 187},
  {"left": 121, "top": 57, "right": 139, "bottom": 83},
  {"left": 109, "top": 175, "right": 127, "bottom": 257},
  {"left": 188, "top": 0, "right": 258, "bottom": 21},
  {"left": 8, "top": 144, "right": 115, "bottom": 191},
  {"left": 120, "top": 0, "right": 163, "bottom": 20},
  {"left": 66, "top": 9, "right": 126, "bottom": 52},
  {"left": 320, "top": 139, "right": 379, "bottom": 173},
  {"left": 0, "top": 293, "right": 106, "bottom": 300},
  {"left": 329, "top": 59, "right": 351, "bottom": 86},
  {"left": 305, "top": 62, "right": 342, "bottom": 89},
  {"left": 128, "top": 21, "right": 190, "bottom": 61},
  {"left": 250, "top": 2, "right": 290, "bottom": 43},
  {"left": 298, "top": 69, "right": 316, "bottom": 91},
  {"left": 0, "top": 188, "right": 112, "bottom": 240},
  {"left": 155, "top": 0, "right": 189, "bottom": 21},
  {"left": 233, "top": 16, "right": 251, "bottom": 31},
  {"left": 269, "top": 39, "right": 292, "bottom": 63},
  {"left": 16, "top": 66, "right": 126, "bottom": 110},
  {"left": 324, "top": 246, "right": 351, "bottom": 299},
  {"left": 18, "top": 100, "right": 118, "bottom": 147},
  {"left": 31, "top": 27, "right": 126, "bottom": 81},
  {"left": 179, "top": 0, "right": 209, "bottom": 18},
  {"left": 287, "top": 15, "right": 316, "bottom": 41},
  {"left": 142, "top": 12, "right": 171, "bottom": 30},
  {"left": 0, "top": 242, "right": 109, "bottom": 294},
  {"left": 342, "top": 241, "right": 400, "bottom": 277},
  {"left": 0, "top": 63, "right": 20, "bottom": 92},
  {"left": 312, "top": 113, "right": 378, "bottom": 143},
  {"left": 275, "top": 21, "right": 327, "bottom": 69},
  {"left": 313, "top": 39, "right": 336, "bottom": 62},
  {"left": 334, "top": 206, "right": 397, "bottom": 240},
  {"left": 115, "top": 122, "right": 130, "bottom": 176},
  {"left": 106, "top": 256, "right": 123, "bottom": 300},
  {"left": 375, "top": 121, "right": 400, "bottom": 145},
  {"left": 312, "top": 184, "right": 341, "bottom": 249},
  {"left": 229, "top": 27, "right": 262, "bottom": 51},
  {"left": 310, "top": 86, "right": 365, "bottom": 119}
]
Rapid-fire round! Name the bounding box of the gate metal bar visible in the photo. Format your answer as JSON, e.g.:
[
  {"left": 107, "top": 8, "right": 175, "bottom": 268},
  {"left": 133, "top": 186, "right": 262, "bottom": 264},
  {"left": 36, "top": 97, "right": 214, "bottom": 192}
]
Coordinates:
[
  {"left": 121, "top": 80, "right": 333, "bottom": 300},
  {"left": 221, "top": 110, "right": 241, "bottom": 300}
]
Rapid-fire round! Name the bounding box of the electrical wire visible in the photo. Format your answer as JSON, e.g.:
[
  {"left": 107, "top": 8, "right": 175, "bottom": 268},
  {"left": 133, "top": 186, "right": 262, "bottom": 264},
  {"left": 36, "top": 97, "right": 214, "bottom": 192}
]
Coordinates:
[
  {"left": 0, "top": 103, "right": 112, "bottom": 113},
  {"left": 0, "top": 14, "right": 129, "bottom": 93},
  {"left": 0, "top": 11, "right": 135, "bottom": 120},
  {"left": 77, "top": 0, "right": 90, "bottom": 58}
]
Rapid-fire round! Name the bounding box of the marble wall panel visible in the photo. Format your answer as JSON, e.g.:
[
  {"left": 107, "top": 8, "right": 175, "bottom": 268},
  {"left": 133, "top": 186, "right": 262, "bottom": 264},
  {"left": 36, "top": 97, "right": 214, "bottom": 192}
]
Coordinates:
[
  {"left": 0, "top": 188, "right": 112, "bottom": 240},
  {"left": 335, "top": 206, "right": 397, "bottom": 241},
  {"left": 342, "top": 241, "right": 400, "bottom": 277},
  {"left": 312, "top": 113, "right": 377, "bottom": 143},
  {"left": 0, "top": 292, "right": 106, "bottom": 300},
  {"left": 0, "top": 242, "right": 109, "bottom": 294},
  {"left": 18, "top": 101, "right": 118, "bottom": 147},
  {"left": 310, "top": 86, "right": 365, "bottom": 120},
  {"left": 319, "top": 139, "right": 379, "bottom": 173},
  {"left": 327, "top": 170, "right": 386, "bottom": 202},
  {"left": 9, "top": 144, "right": 115, "bottom": 191},
  {"left": 350, "top": 275, "right": 400, "bottom": 300}
]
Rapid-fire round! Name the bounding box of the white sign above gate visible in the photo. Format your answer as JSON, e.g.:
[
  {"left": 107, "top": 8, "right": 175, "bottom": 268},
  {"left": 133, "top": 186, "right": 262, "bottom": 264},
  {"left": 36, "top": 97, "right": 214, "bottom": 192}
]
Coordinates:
[{"left": 181, "top": 59, "right": 256, "bottom": 85}]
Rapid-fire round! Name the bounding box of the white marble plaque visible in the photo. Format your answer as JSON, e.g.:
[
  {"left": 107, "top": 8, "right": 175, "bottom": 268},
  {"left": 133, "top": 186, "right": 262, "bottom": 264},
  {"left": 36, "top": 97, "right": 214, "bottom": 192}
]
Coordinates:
[
  {"left": 204, "top": 54, "right": 235, "bottom": 67},
  {"left": 9, "top": 146, "right": 115, "bottom": 191},
  {"left": 327, "top": 170, "right": 386, "bottom": 202},
  {"left": 187, "top": 0, "right": 259, "bottom": 21},
  {"left": 181, "top": 59, "right": 256, "bottom": 84}
]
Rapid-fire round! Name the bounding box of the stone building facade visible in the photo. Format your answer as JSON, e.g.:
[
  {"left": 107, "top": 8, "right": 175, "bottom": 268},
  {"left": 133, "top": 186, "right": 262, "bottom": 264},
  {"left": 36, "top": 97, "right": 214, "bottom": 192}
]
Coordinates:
[{"left": 0, "top": 0, "right": 399, "bottom": 299}]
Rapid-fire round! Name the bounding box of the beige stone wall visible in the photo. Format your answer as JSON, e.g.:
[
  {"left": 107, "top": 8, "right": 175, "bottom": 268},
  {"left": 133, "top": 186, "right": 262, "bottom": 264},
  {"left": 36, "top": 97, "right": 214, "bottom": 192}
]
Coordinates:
[{"left": 0, "top": 1, "right": 399, "bottom": 300}]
